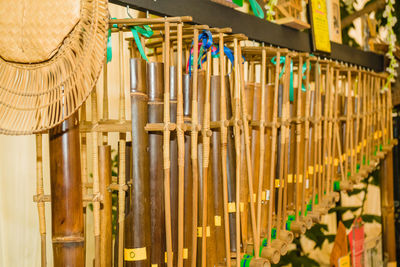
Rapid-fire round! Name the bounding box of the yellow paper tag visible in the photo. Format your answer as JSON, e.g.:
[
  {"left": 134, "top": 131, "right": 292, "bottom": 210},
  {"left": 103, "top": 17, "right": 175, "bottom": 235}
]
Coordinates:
[
  {"left": 152, "top": 264, "right": 158, "bottom": 267},
  {"left": 240, "top": 202, "right": 244, "bottom": 212},
  {"left": 288, "top": 174, "right": 293, "bottom": 183},
  {"left": 378, "top": 131, "right": 382, "bottom": 138},
  {"left": 165, "top": 252, "right": 173, "bottom": 263},
  {"left": 125, "top": 247, "right": 147, "bottom": 261},
  {"left": 275, "top": 179, "right": 280, "bottom": 187},
  {"left": 298, "top": 174, "right": 303, "bottom": 183},
  {"left": 374, "top": 132, "right": 378, "bottom": 140},
  {"left": 228, "top": 202, "right": 236, "bottom": 213},
  {"left": 338, "top": 254, "right": 350, "bottom": 267},
  {"left": 363, "top": 139, "right": 367, "bottom": 147},
  {"left": 261, "top": 191, "right": 266, "bottom": 201},
  {"left": 320, "top": 165, "right": 323, "bottom": 172},
  {"left": 310, "top": 0, "right": 331, "bottom": 52},
  {"left": 334, "top": 158, "right": 339, "bottom": 166},
  {"left": 183, "top": 248, "right": 188, "bottom": 259},
  {"left": 206, "top": 226, "right": 210, "bottom": 237},
  {"left": 215, "top": 215, "right": 221, "bottom": 226},
  {"left": 357, "top": 145, "right": 361, "bottom": 153},
  {"left": 197, "top": 227, "right": 202, "bottom": 237},
  {"left": 309, "top": 166, "right": 314, "bottom": 175}
]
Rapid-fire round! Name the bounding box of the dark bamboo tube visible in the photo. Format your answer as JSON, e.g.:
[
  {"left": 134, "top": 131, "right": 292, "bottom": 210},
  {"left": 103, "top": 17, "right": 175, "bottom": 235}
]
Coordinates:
[
  {"left": 114, "top": 142, "right": 132, "bottom": 267},
  {"left": 211, "top": 75, "right": 228, "bottom": 265},
  {"left": 183, "top": 73, "right": 194, "bottom": 267},
  {"left": 170, "top": 65, "right": 179, "bottom": 267},
  {"left": 99, "top": 145, "right": 112, "bottom": 267},
  {"left": 49, "top": 113, "right": 84, "bottom": 267},
  {"left": 147, "top": 61, "right": 166, "bottom": 266},
  {"left": 124, "top": 57, "right": 151, "bottom": 265}
]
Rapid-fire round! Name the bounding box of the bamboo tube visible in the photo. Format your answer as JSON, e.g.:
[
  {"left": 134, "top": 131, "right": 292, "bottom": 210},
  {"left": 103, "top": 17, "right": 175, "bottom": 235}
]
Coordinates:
[
  {"left": 91, "top": 90, "right": 101, "bottom": 267},
  {"left": 301, "top": 58, "right": 314, "bottom": 227},
  {"left": 176, "top": 23, "right": 186, "bottom": 267},
  {"left": 164, "top": 22, "right": 174, "bottom": 267},
  {"left": 80, "top": 103, "right": 89, "bottom": 264},
  {"left": 233, "top": 38, "right": 242, "bottom": 266},
  {"left": 183, "top": 73, "right": 194, "bottom": 267},
  {"left": 148, "top": 61, "right": 166, "bottom": 266},
  {"left": 211, "top": 75, "right": 228, "bottom": 265},
  {"left": 256, "top": 48, "right": 267, "bottom": 242},
  {"left": 237, "top": 45, "right": 259, "bottom": 260},
  {"left": 190, "top": 28, "right": 200, "bottom": 267},
  {"left": 99, "top": 145, "right": 112, "bottom": 267},
  {"left": 35, "top": 134, "right": 47, "bottom": 267},
  {"left": 267, "top": 52, "right": 285, "bottom": 252},
  {"left": 49, "top": 113, "right": 84, "bottom": 267},
  {"left": 117, "top": 29, "right": 127, "bottom": 267},
  {"left": 170, "top": 65, "right": 179, "bottom": 267},
  {"left": 200, "top": 49, "right": 212, "bottom": 267},
  {"left": 124, "top": 57, "right": 151, "bottom": 266},
  {"left": 219, "top": 32, "right": 232, "bottom": 267}
]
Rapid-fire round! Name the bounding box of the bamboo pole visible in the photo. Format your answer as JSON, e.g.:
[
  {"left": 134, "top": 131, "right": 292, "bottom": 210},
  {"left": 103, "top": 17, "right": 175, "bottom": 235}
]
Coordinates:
[
  {"left": 35, "top": 134, "right": 47, "bottom": 267},
  {"left": 177, "top": 22, "right": 186, "bottom": 267},
  {"left": 233, "top": 38, "right": 242, "bottom": 267},
  {"left": 219, "top": 32, "right": 232, "bottom": 267},
  {"left": 164, "top": 21, "right": 173, "bottom": 267}
]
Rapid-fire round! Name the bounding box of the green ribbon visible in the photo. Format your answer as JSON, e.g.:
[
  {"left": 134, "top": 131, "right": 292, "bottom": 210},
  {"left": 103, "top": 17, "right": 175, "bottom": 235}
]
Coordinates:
[
  {"left": 271, "top": 56, "right": 294, "bottom": 101},
  {"left": 248, "top": 0, "right": 264, "bottom": 19},
  {"left": 130, "top": 25, "right": 153, "bottom": 62},
  {"left": 380, "top": 144, "right": 383, "bottom": 151},
  {"left": 333, "top": 181, "right": 340, "bottom": 191}
]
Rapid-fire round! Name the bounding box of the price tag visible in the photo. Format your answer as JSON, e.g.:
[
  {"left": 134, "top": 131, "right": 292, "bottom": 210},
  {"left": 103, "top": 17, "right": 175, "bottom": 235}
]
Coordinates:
[{"left": 125, "top": 247, "right": 147, "bottom": 261}]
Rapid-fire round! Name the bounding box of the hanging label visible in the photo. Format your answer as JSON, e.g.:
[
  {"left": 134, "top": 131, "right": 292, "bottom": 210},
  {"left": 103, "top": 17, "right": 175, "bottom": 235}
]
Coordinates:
[
  {"left": 309, "top": 0, "right": 331, "bottom": 52},
  {"left": 165, "top": 252, "right": 173, "bottom": 263},
  {"left": 308, "top": 166, "right": 314, "bottom": 175},
  {"left": 215, "top": 215, "right": 222, "bottom": 226},
  {"left": 298, "top": 174, "right": 303, "bottom": 183},
  {"left": 152, "top": 264, "right": 158, "bottom": 267},
  {"left": 228, "top": 202, "right": 236, "bottom": 213},
  {"left": 261, "top": 191, "right": 266, "bottom": 201},
  {"left": 334, "top": 158, "right": 339, "bottom": 167},
  {"left": 363, "top": 139, "right": 367, "bottom": 147},
  {"left": 266, "top": 190, "right": 270, "bottom": 200},
  {"left": 288, "top": 174, "right": 293, "bottom": 183},
  {"left": 240, "top": 202, "right": 245, "bottom": 212},
  {"left": 183, "top": 248, "right": 188, "bottom": 259},
  {"left": 125, "top": 247, "right": 147, "bottom": 261}
]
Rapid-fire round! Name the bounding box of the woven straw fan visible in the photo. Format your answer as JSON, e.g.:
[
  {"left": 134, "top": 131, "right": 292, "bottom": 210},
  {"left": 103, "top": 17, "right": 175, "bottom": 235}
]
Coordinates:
[{"left": 0, "top": 0, "right": 108, "bottom": 135}]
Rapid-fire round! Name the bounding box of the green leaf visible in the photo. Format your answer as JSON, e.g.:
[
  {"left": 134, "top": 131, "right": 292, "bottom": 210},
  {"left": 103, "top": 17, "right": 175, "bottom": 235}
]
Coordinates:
[
  {"left": 342, "top": 218, "right": 355, "bottom": 229},
  {"left": 346, "top": 188, "right": 364, "bottom": 196},
  {"left": 328, "top": 206, "right": 361, "bottom": 215},
  {"left": 361, "top": 214, "right": 382, "bottom": 224}
]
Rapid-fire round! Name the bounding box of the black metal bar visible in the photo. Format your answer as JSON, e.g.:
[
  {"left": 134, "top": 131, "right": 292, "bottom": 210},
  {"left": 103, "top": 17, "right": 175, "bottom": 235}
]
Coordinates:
[{"left": 110, "top": 0, "right": 384, "bottom": 72}]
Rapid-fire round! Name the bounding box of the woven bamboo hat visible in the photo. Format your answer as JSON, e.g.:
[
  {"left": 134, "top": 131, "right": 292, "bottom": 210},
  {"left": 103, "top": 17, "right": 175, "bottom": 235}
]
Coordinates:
[{"left": 0, "top": 0, "right": 108, "bottom": 135}]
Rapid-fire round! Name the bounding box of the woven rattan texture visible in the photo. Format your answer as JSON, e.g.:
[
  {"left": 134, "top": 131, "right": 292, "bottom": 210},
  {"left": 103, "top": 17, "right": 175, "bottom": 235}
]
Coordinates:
[{"left": 0, "top": 0, "right": 108, "bottom": 135}]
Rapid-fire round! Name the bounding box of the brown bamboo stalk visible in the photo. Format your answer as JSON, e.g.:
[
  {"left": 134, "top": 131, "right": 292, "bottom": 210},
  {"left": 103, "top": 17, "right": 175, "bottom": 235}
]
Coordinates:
[
  {"left": 99, "top": 145, "right": 112, "bottom": 267},
  {"left": 233, "top": 38, "right": 242, "bottom": 267},
  {"left": 190, "top": 28, "right": 200, "bottom": 267},
  {"left": 219, "top": 32, "right": 232, "bottom": 267},
  {"left": 177, "top": 22, "right": 186, "bottom": 267},
  {"left": 164, "top": 21, "right": 174, "bottom": 267},
  {"left": 201, "top": 49, "right": 212, "bottom": 267},
  {"left": 35, "top": 134, "right": 47, "bottom": 267},
  {"left": 256, "top": 48, "right": 267, "bottom": 244},
  {"left": 238, "top": 44, "right": 259, "bottom": 258},
  {"left": 117, "top": 29, "right": 127, "bottom": 267}
]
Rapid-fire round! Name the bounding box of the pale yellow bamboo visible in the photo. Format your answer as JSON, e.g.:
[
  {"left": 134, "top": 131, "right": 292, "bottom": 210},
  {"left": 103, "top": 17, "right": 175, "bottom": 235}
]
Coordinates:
[
  {"left": 35, "top": 134, "right": 47, "bottom": 267},
  {"left": 237, "top": 44, "right": 258, "bottom": 259},
  {"left": 177, "top": 22, "right": 185, "bottom": 267},
  {"left": 164, "top": 21, "right": 173, "bottom": 267},
  {"left": 233, "top": 38, "right": 242, "bottom": 267},
  {"left": 219, "top": 32, "right": 232, "bottom": 267},
  {"left": 190, "top": 28, "right": 200, "bottom": 267}
]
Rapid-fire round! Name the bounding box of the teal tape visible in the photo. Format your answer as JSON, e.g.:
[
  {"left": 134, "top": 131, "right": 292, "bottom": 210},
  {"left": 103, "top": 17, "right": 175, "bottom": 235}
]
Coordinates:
[
  {"left": 248, "top": 0, "right": 264, "bottom": 18},
  {"left": 130, "top": 25, "right": 153, "bottom": 62},
  {"left": 271, "top": 56, "right": 294, "bottom": 101}
]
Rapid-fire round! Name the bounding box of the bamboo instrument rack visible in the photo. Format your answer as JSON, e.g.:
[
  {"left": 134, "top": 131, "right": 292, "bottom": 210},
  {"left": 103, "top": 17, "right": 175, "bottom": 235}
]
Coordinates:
[{"left": 32, "top": 14, "right": 396, "bottom": 267}]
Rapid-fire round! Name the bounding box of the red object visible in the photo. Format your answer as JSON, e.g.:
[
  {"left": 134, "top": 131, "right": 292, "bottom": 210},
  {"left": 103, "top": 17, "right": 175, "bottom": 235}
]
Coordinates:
[{"left": 348, "top": 221, "right": 365, "bottom": 267}]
